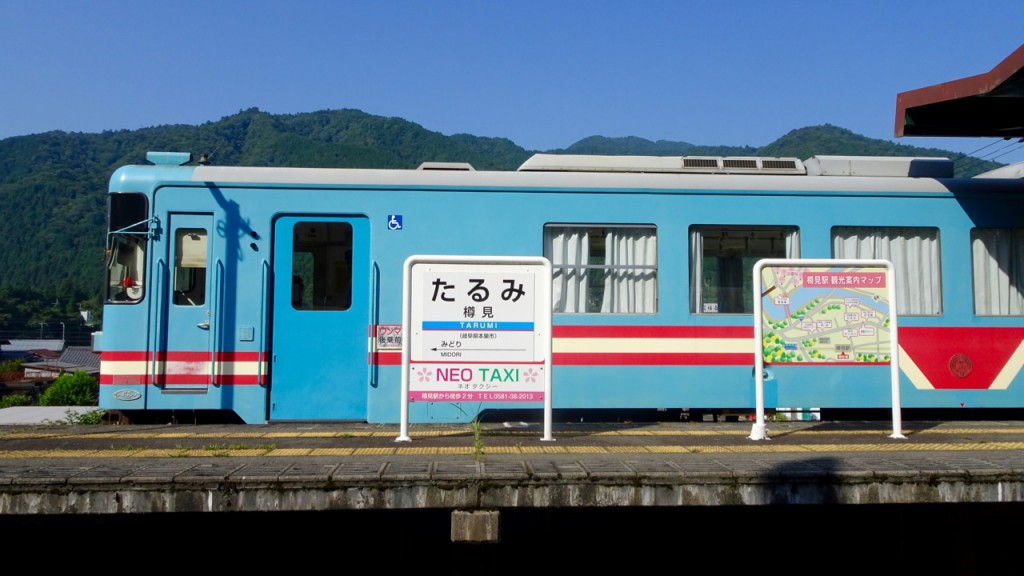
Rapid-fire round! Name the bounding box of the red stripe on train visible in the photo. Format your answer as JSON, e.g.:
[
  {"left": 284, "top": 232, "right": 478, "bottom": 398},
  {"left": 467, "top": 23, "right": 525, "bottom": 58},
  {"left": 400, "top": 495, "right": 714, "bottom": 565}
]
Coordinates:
[
  {"left": 370, "top": 352, "right": 402, "bottom": 365},
  {"left": 900, "top": 327, "right": 1024, "bottom": 390},
  {"left": 105, "top": 327, "right": 1024, "bottom": 391},
  {"left": 551, "top": 325, "right": 752, "bottom": 338},
  {"left": 101, "top": 351, "right": 266, "bottom": 361},
  {"left": 554, "top": 352, "right": 752, "bottom": 365},
  {"left": 99, "top": 374, "right": 148, "bottom": 385},
  {"left": 100, "top": 375, "right": 266, "bottom": 386}
]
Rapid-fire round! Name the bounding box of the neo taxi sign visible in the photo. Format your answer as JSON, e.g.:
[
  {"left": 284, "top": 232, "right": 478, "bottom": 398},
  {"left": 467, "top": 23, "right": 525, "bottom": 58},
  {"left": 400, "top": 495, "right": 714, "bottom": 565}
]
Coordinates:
[{"left": 397, "top": 255, "right": 553, "bottom": 441}]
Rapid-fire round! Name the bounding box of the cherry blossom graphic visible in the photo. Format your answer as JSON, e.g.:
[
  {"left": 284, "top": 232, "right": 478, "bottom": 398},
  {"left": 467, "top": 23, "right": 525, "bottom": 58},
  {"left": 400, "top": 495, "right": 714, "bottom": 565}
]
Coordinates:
[
  {"left": 416, "top": 368, "right": 432, "bottom": 383},
  {"left": 523, "top": 368, "right": 538, "bottom": 383}
]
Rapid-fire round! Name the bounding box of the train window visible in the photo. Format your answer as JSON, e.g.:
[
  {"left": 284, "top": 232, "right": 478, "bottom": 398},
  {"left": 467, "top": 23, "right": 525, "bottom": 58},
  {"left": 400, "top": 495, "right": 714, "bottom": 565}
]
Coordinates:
[
  {"left": 105, "top": 193, "right": 149, "bottom": 304},
  {"left": 832, "top": 226, "right": 941, "bottom": 315},
  {"left": 108, "top": 192, "right": 148, "bottom": 235},
  {"left": 543, "top": 225, "right": 657, "bottom": 314},
  {"left": 971, "top": 228, "right": 1024, "bottom": 316},
  {"left": 172, "top": 229, "right": 207, "bottom": 306},
  {"left": 291, "top": 222, "right": 352, "bottom": 311},
  {"left": 691, "top": 226, "right": 799, "bottom": 314}
]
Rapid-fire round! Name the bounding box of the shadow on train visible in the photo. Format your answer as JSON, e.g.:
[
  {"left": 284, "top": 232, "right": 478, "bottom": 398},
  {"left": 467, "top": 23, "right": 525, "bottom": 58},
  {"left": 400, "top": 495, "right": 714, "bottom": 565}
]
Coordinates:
[{"left": 106, "top": 407, "right": 1024, "bottom": 425}]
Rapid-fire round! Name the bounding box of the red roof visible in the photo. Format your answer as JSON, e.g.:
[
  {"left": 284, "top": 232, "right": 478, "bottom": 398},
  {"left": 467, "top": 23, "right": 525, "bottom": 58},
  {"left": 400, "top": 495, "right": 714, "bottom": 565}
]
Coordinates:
[{"left": 895, "top": 44, "right": 1024, "bottom": 138}]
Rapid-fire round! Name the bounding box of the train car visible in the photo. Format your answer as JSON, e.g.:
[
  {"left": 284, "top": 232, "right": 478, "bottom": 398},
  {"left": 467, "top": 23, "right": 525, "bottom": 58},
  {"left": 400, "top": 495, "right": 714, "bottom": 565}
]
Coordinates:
[{"left": 96, "top": 151, "right": 1024, "bottom": 424}]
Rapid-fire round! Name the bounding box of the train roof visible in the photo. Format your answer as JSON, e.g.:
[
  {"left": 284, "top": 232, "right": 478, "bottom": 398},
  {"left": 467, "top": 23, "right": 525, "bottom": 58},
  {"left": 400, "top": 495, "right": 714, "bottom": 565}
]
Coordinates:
[
  {"left": 150, "top": 150, "right": 958, "bottom": 178},
  {"left": 124, "top": 151, "right": 1024, "bottom": 195},
  {"left": 517, "top": 154, "right": 955, "bottom": 178}
]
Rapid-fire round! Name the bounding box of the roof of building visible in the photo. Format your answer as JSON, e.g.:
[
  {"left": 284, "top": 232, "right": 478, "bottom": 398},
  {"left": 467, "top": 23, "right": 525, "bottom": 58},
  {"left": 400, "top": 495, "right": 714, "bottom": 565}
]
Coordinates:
[
  {"left": 1, "top": 340, "right": 65, "bottom": 353},
  {"left": 59, "top": 346, "right": 100, "bottom": 370},
  {"left": 23, "top": 361, "right": 100, "bottom": 375},
  {"left": 20, "top": 346, "right": 100, "bottom": 377},
  {"left": 895, "top": 44, "right": 1024, "bottom": 138}
]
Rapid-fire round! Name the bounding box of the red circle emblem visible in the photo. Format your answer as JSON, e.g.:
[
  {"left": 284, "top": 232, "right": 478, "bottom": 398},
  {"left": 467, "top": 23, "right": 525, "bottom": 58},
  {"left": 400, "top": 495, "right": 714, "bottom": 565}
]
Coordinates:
[{"left": 949, "top": 353, "right": 973, "bottom": 378}]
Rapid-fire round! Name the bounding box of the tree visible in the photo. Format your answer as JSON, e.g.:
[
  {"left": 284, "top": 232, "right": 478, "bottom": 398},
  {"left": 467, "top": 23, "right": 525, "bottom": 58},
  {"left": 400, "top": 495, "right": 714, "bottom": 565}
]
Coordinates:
[{"left": 39, "top": 371, "right": 98, "bottom": 406}]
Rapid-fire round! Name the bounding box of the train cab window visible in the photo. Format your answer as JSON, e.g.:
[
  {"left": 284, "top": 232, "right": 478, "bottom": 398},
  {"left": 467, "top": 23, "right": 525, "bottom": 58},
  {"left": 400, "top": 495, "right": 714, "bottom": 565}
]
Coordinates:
[
  {"left": 291, "top": 222, "right": 352, "bottom": 311},
  {"left": 544, "top": 225, "right": 657, "bottom": 314},
  {"left": 832, "top": 226, "right": 941, "bottom": 315},
  {"left": 105, "top": 193, "right": 149, "bottom": 304},
  {"left": 971, "top": 228, "right": 1024, "bottom": 316},
  {"left": 172, "top": 229, "right": 207, "bottom": 306},
  {"left": 691, "top": 226, "right": 799, "bottom": 314}
]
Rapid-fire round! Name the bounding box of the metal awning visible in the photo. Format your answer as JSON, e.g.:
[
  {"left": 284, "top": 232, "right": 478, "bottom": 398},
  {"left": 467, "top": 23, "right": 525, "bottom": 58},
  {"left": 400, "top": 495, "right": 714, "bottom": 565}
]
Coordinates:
[{"left": 895, "top": 44, "right": 1024, "bottom": 138}]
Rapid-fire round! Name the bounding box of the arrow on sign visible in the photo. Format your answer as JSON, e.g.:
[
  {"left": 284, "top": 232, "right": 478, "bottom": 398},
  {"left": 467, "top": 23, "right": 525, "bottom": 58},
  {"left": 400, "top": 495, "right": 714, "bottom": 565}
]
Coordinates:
[{"left": 430, "top": 348, "right": 528, "bottom": 352}]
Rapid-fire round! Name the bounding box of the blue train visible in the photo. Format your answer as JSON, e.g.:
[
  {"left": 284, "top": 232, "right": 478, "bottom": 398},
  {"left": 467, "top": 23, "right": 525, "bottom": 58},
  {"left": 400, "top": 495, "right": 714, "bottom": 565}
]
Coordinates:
[{"left": 97, "top": 151, "right": 1024, "bottom": 423}]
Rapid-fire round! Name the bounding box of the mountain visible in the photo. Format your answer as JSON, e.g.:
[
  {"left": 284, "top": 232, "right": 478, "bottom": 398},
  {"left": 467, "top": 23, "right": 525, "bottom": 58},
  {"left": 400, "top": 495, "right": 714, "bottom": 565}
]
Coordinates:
[
  {"left": 554, "top": 135, "right": 756, "bottom": 157},
  {"left": 551, "top": 126, "right": 998, "bottom": 178},
  {"left": 0, "top": 110, "right": 1009, "bottom": 341}
]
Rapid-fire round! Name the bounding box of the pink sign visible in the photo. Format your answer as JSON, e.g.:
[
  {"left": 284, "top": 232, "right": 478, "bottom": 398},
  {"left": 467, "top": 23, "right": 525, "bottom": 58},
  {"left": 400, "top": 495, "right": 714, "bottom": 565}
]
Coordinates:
[{"left": 802, "top": 272, "right": 886, "bottom": 287}]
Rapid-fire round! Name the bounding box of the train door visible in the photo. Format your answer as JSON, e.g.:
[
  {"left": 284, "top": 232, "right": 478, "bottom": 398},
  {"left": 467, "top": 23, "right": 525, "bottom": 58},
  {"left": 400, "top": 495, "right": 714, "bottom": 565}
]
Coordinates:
[
  {"left": 164, "top": 214, "right": 214, "bottom": 390},
  {"left": 270, "top": 216, "right": 370, "bottom": 420}
]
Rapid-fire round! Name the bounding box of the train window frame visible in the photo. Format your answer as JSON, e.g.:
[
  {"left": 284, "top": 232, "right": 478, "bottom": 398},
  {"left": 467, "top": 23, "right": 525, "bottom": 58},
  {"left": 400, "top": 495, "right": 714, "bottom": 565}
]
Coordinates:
[
  {"left": 971, "top": 227, "right": 1024, "bottom": 316},
  {"left": 172, "top": 228, "right": 207, "bottom": 307},
  {"left": 831, "top": 226, "right": 942, "bottom": 316},
  {"left": 690, "top": 225, "right": 800, "bottom": 315},
  {"left": 104, "top": 192, "right": 150, "bottom": 305},
  {"left": 543, "top": 224, "right": 658, "bottom": 314},
  {"left": 291, "top": 221, "right": 353, "bottom": 312}
]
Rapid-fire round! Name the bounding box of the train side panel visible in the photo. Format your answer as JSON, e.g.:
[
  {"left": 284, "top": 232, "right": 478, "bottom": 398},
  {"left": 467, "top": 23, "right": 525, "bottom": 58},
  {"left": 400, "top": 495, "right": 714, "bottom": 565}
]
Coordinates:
[{"left": 99, "top": 161, "right": 1024, "bottom": 423}]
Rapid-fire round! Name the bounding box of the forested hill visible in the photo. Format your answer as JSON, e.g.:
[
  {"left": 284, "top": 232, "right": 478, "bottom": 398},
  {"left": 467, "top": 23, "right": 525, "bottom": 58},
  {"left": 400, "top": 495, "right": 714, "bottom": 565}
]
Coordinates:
[{"left": 0, "top": 108, "right": 1005, "bottom": 341}]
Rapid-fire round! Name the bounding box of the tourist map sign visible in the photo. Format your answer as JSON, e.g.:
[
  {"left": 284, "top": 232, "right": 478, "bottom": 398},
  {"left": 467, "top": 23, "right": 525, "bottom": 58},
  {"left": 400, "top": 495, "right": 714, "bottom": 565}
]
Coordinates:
[
  {"left": 750, "top": 258, "right": 903, "bottom": 441},
  {"left": 759, "top": 265, "right": 893, "bottom": 364}
]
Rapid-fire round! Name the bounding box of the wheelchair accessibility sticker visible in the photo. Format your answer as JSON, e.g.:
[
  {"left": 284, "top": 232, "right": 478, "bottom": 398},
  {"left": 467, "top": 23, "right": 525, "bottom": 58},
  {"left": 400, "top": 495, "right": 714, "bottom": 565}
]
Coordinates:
[{"left": 387, "top": 214, "right": 403, "bottom": 230}]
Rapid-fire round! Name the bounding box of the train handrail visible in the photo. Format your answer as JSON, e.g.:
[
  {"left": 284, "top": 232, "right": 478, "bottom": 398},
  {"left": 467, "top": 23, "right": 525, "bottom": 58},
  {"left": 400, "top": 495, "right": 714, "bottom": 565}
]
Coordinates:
[
  {"left": 211, "top": 259, "right": 224, "bottom": 386},
  {"left": 151, "top": 257, "right": 166, "bottom": 388},
  {"left": 368, "top": 260, "right": 379, "bottom": 389},
  {"left": 259, "top": 259, "right": 269, "bottom": 387}
]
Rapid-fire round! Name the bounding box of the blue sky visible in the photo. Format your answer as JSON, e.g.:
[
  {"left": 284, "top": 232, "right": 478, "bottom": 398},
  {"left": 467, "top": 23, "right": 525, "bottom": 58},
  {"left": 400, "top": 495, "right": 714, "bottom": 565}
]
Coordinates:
[{"left": 2, "top": 0, "right": 1023, "bottom": 163}]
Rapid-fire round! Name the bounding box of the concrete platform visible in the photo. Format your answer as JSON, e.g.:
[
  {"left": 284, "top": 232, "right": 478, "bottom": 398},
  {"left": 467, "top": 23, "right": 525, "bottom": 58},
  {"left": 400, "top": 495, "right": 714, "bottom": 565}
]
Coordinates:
[
  {"left": 3, "top": 418, "right": 1024, "bottom": 518},
  {"left": 3, "top": 416, "right": 1021, "bottom": 565}
]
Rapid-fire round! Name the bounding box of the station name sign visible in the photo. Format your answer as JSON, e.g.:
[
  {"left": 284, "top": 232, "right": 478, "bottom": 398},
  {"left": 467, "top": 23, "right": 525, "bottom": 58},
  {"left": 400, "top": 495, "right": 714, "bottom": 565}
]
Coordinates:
[{"left": 406, "top": 258, "right": 552, "bottom": 402}]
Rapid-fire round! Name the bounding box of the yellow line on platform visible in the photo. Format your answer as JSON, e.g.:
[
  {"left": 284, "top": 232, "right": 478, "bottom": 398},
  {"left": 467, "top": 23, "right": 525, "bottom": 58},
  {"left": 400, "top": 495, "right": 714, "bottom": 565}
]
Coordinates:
[{"left": 2, "top": 441, "right": 1023, "bottom": 459}]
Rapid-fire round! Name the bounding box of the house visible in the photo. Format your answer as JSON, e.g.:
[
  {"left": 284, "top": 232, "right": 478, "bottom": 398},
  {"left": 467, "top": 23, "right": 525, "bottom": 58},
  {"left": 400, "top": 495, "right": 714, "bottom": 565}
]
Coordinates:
[
  {"left": 1, "top": 341, "right": 99, "bottom": 399},
  {"left": 0, "top": 339, "right": 65, "bottom": 363},
  {"left": 22, "top": 346, "right": 100, "bottom": 380}
]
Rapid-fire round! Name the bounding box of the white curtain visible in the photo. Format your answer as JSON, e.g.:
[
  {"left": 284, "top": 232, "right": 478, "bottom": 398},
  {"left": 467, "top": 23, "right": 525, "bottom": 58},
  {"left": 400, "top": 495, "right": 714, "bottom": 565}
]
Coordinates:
[
  {"left": 602, "top": 228, "right": 657, "bottom": 313},
  {"left": 832, "top": 227, "right": 941, "bottom": 315},
  {"left": 689, "top": 228, "right": 704, "bottom": 313},
  {"left": 972, "top": 228, "right": 1024, "bottom": 316},
  {"left": 545, "top": 227, "right": 589, "bottom": 313},
  {"left": 786, "top": 230, "right": 801, "bottom": 259}
]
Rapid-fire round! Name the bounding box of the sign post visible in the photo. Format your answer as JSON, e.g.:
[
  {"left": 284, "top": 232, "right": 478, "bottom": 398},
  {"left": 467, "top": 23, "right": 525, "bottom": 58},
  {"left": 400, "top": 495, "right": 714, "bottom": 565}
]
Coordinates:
[
  {"left": 750, "top": 259, "right": 904, "bottom": 440},
  {"left": 397, "top": 255, "right": 553, "bottom": 442}
]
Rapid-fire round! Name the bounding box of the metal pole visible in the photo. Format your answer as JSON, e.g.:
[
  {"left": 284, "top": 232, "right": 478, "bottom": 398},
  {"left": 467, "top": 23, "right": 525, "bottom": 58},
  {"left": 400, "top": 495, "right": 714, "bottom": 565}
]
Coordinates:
[{"left": 749, "top": 260, "right": 768, "bottom": 440}]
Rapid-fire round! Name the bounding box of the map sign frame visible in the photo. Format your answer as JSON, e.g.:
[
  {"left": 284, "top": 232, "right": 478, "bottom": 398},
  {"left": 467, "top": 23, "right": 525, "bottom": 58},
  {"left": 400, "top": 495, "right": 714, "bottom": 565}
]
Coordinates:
[
  {"left": 750, "top": 259, "right": 904, "bottom": 440},
  {"left": 397, "top": 255, "right": 553, "bottom": 442}
]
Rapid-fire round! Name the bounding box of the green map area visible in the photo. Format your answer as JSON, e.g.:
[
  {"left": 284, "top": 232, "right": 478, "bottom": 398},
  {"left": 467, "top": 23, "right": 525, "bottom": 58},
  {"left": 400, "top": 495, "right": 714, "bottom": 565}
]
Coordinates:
[{"left": 760, "top": 266, "right": 892, "bottom": 364}]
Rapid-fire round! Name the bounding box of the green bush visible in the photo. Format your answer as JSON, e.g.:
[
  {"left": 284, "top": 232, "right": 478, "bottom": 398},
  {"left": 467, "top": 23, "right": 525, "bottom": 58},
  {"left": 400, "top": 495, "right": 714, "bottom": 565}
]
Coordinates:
[
  {"left": 0, "top": 393, "right": 33, "bottom": 408},
  {"left": 39, "top": 371, "right": 98, "bottom": 406}
]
